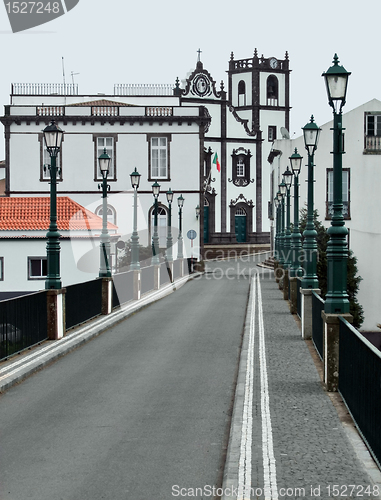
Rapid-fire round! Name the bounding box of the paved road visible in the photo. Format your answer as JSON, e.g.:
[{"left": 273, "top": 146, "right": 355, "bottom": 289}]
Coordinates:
[{"left": 0, "top": 256, "right": 265, "bottom": 500}]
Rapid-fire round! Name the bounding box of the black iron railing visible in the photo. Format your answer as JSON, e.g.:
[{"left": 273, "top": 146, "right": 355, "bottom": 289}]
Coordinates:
[
  {"left": 339, "top": 317, "right": 381, "bottom": 468},
  {"left": 312, "top": 292, "right": 324, "bottom": 360},
  {"left": 65, "top": 279, "right": 103, "bottom": 330},
  {"left": 112, "top": 271, "right": 134, "bottom": 308},
  {"left": 0, "top": 291, "right": 47, "bottom": 361}
]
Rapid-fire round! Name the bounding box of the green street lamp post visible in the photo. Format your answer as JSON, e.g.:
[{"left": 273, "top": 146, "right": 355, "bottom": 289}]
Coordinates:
[
  {"left": 130, "top": 167, "right": 141, "bottom": 270},
  {"left": 322, "top": 54, "right": 351, "bottom": 314},
  {"left": 98, "top": 148, "right": 112, "bottom": 277},
  {"left": 274, "top": 193, "right": 281, "bottom": 261},
  {"left": 301, "top": 116, "right": 321, "bottom": 289},
  {"left": 43, "top": 121, "right": 64, "bottom": 290},
  {"left": 151, "top": 181, "right": 161, "bottom": 265},
  {"left": 282, "top": 167, "right": 293, "bottom": 268},
  {"left": 278, "top": 184, "right": 286, "bottom": 266},
  {"left": 289, "top": 148, "right": 303, "bottom": 278},
  {"left": 166, "top": 188, "right": 174, "bottom": 262},
  {"left": 177, "top": 194, "right": 184, "bottom": 259}
]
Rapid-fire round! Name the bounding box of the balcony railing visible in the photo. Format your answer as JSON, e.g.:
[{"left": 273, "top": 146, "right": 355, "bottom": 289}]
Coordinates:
[
  {"left": 92, "top": 106, "right": 119, "bottom": 116},
  {"left": 365, "top": 135, "right": 381, "bottom": 151},
  {"left": 114, "top": 84, "right": 174, "bottom": 96},
  {"left": 146, "top": 106, "right": 173, "bottom": 117},
  {"left": 37, "top": 106, "right": 64, "bottom": 116},
  {"left": 12, "top": 83, "right": 78, "bottom": 95}
]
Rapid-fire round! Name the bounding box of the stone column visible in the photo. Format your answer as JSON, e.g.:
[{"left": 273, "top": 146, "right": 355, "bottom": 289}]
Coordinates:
[
  {"left": 133, "top": 270, "right": 141, "bottom": 300},
  {"left": 301, "top": 288, "right": 321, "bottom": 340},
  {"left": 101, "top": 277, "right": 113, "bottom": 315},
  {"left": 47, "top": 289, "right": 66, "bottom": 340},
  {"left": 321, "top": 311, "right": 353, "bottom": 392},
  {"left": 154, "top": 265, "right": 160, "bottom": 290}
]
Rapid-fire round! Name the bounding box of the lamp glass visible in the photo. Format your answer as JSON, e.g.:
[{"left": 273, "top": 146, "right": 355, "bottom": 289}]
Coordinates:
[
  {"left": 130, "top": 167, "right": 141, "bottom": 189},
  {"left": 282, "top": 167, "right": 293, "bottom": 189},
  {"left": 43, "top": 121, "right": 64, "bottom": 155},
  {"left": 98, "top": 148, "right": 111, "bottom": 175},
  {"left": 289, "top": 148, "right": 303, "bottom": 176},
  {"left": 166, "top": 188, "right": 174, "bottom": 204},
  {"left": 322, "top": 54, "right": 351, "bottom": 110},
  {"left": 152, "top": 181, "right": 160, "bottom": 198}
]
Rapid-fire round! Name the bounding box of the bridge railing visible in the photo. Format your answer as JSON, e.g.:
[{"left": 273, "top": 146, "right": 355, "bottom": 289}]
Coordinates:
[
  {"left": 65, "top": 278, "right": 103, "bottom": 330},
  {"left": 0, "top": 291, "right": 47, "bottom": 360},
  {"left": 312, "top": 292, "right": 324, "bottom": 360},
  {"left": 339, "top": 316, "right": 381, "bottom": 468}
]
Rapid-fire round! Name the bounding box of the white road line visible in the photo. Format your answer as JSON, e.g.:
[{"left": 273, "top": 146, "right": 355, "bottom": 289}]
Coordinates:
[
  {"left": 237, "top": 277, "right": 255, "bottom": 500},
  {"left": 257, "top": 273, "right": 278, "bottom": 500}
]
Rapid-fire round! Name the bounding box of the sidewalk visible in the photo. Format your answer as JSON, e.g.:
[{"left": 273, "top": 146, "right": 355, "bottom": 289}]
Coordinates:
[{"left": 222, "top": 272, "right": 381, "bottom": 500}]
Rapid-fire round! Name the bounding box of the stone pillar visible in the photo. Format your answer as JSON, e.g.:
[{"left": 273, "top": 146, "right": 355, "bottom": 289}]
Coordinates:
[
  {"left": 133, "top": 270, "right": 141, "bottom": 300},
  {"left": 289, "top": 277, "right": 297, "bottom": 314},
  {"left": 283, "top": 268, "right": 289, "bottom": 301},
  {"left": 47, "top": 289, "right": 66, "bottom": 340},
  {"left": 179, "top": 258, "right": 185, "bottom": 278},
  {"left": 301, "top": 288, "right": 321, "bottom": 340},
  {"left": 101, "top": 277, "right": 113, "bottom": 315},
  {"left": 321, "top": 312, "right": 353, "bottom": 392},
  {"left": 154, "top": 265, "right": 160, "bottom": 290}
]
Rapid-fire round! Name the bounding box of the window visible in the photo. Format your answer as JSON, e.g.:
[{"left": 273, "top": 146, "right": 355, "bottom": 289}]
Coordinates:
[
  {"left": 231, "top": 148, "right": 252, "bottom": 187},
  {"left": 96, "top": 137, "right": 115, "bottom": 179},
  {"left": 326, "top": 169, "right": 350, "bottom": 219},
  {"left": 267, "top": 75, "right": 278, "bottom": 106},
  {"left": 148, "top": 135, "right": 171, "bottom": 181},
  {"left": 93, "top": 135, "right": 117, "bottom": 181},
  {"left": 95, "top": 205, "right": 116, "bottom": 225},
  {"left": 151, "top": 137, "right": 167, "bottom": 178},
  {"left": 364, "top": 113, "right": 381, "bottom": 152},
  {"left": 28, "top": 257, "right": 47, "bottom": 279},
  {"left": 236, "top": 158, "right": 245, "bottom": 177},
  {"left": 238, "top": 80, "right": 246, "bottom": 106},
  {"left": 268, "top": 126, "right": 277, "bottom": 142}
]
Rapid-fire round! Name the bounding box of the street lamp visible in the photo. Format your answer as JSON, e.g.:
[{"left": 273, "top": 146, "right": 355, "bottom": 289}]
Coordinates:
[
  {"left": 43, "top": 120, "right": 64, "bottom": 289},
  {"left": 274, "top": 193, "right": 281, "bottom": 262},
  {"left": 177, "top": 194, "right": 184, "bottom": 259},
  {"left": 151, "top": 181, "right": 161, "bottom": 265},
  {"left": 166, "top": 188, "right": 174, "bottom": 262},
  {"left": 289, "top": 148, "right": 303, "bottom": 278},
  {"left": 98, "top": 148, "right": 112, "bottom": 277},
  {"left": 301, "top": 116, "right": 321, "bottom": 289},
  {"left": 278, "top": 183, "right": 286, "bottom": 266},
  {"left": 195, "top": 205, "right": 200, "bottom": 220},
  {"left": 322, "top": 54, "right": 351, "bottom": 313},
  {"left": 282, "top": 167, "right": 293, "bottom": 268},
  {"left": 130, "top": 167, "right": 141, "bottom": 270}
]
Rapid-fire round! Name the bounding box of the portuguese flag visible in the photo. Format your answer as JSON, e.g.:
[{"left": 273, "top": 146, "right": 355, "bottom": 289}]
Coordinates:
[{"left": 213, "top": 152, "right": 221, "bottom": 173}]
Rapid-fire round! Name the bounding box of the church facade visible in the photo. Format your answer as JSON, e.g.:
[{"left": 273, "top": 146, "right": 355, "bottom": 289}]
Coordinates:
[{"left": 178, "top": 50, "right": 291, "bottom": 247}]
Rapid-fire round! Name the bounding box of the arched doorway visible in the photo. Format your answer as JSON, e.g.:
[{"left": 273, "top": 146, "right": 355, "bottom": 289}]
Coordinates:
[{"left": 234, "top": 207, "right": 247, "bottom": 243}]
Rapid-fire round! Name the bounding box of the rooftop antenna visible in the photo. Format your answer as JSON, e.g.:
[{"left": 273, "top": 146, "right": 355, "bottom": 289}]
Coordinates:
[
  {"left": 71, "top": 71, "right": 80, "bottom": 85},
  {"left": 62, "top": 56, "right": 67, "bottom": 103}
]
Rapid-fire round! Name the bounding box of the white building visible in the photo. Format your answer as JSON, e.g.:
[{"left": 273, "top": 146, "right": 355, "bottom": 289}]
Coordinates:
[
  {"left": 0, "top": 196, "right": 118, "bottom": 298},
  {"left": 268, "top": 99, "right": 381, "bottom": 331}
]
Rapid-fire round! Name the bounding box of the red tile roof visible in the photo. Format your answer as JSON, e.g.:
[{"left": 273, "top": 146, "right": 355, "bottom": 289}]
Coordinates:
[
  {"left": 0, "top": 197, "right": 118, "bottom": 231},
  {"left": 70, "top": 99, "right": 135, "bottom": 107}
]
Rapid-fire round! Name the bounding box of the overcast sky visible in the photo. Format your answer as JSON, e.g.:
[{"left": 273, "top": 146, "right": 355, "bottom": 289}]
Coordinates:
[{"left": 0, "top": 0, "right": 379, "bottom": 159}]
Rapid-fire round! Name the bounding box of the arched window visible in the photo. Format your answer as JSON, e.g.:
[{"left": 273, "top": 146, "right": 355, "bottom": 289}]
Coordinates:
[
  {"left": 238, "top": 80, "right": 246, "bottom": 106},
  {"left": 95, "top": 204, "right": 116, "bottom": 225},
  {"left": 267, "top": 75, "right": 278, "bottom": 106},
  {"left": 235, "top": 207, "right": 247, "bottom": 216}
]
